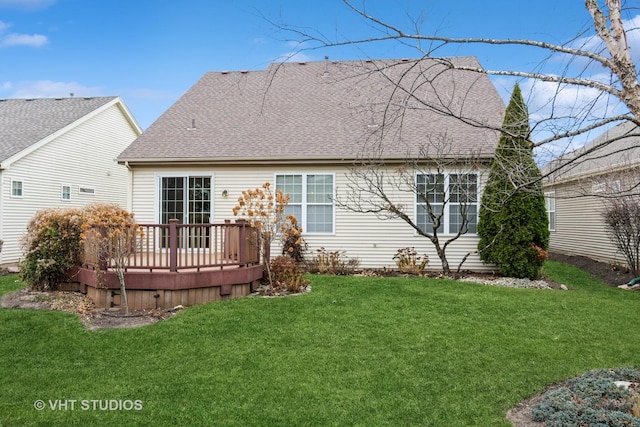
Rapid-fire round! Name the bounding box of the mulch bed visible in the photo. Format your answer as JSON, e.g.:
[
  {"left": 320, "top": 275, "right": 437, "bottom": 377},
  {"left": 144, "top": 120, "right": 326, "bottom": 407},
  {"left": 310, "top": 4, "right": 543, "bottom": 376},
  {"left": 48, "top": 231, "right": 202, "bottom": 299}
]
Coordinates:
[
  {"left": 0, "top": 289, "right": 180, "bottom": 330},
  {"left": 548, "top": 252, "right": 636, "bottom": 287}
]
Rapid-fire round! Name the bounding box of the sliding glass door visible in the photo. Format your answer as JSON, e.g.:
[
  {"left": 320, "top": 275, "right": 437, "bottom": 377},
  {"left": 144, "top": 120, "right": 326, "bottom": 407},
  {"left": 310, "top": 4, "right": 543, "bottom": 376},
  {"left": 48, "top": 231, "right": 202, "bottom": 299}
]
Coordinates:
[{"left": 159, "top": 175, "right": 212, "bottom": 248}]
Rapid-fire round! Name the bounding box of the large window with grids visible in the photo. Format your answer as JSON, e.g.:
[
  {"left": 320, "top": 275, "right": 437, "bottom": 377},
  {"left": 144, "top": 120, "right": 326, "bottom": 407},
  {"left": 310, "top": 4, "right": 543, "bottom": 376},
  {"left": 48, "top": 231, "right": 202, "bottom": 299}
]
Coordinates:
[
  {"left": 159, "top": 176, "right": 211, "bottom": 225},
  {"left": 275, "top": 174, "right": 334, "bottom": 233},
  {"left": 416, "top": 173, "right": 478, "bottom": 235}
]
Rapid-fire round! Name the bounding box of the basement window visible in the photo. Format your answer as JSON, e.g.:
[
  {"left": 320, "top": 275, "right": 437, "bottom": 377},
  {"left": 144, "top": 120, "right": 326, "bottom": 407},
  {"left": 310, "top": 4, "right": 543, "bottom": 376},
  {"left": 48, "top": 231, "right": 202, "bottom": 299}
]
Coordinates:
[{"left": 79, "top": 186, "right": 95, "bottom": 195}]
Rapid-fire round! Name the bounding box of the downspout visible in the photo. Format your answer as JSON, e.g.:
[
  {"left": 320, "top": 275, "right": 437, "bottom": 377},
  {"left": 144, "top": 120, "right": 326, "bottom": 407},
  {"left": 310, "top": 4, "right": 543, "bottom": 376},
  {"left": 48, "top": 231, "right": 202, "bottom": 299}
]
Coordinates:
[{"left": 125, "top": 161, "right": 133, "bottom": 212}]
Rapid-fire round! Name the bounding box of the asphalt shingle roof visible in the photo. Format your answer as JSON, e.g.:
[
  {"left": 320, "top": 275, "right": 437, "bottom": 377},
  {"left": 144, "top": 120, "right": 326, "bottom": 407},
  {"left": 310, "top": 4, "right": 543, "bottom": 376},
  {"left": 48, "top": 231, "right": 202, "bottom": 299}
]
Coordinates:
[
  {"left": 545, "top": 120, "right": 640, "bottom": 182},
  {"left": 118, "top": 57, "right": 505, "bottom": 163},
  {"left": 0, "top": 96, "right": 117, "bottom": 163}
]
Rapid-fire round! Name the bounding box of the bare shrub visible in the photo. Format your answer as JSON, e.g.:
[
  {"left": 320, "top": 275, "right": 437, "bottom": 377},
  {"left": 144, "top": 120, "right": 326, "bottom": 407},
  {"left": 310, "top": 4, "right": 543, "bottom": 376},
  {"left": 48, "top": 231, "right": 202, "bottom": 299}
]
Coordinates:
[{"left": 603, "top": 196, "right": 640, "bottom": 276}]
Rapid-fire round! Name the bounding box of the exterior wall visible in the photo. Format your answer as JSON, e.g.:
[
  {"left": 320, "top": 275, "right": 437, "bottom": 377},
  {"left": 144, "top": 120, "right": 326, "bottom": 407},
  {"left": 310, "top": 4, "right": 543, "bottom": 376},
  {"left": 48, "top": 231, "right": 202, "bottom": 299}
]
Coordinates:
[
  {"left": 0, "top": 103, "right": 138, "bottom": 265},
  {"left": 130, "top": 164, "right": 493, "bottom": 272},
  {"left": 545, "top": 181, "right": 622, "bottom": 265}
]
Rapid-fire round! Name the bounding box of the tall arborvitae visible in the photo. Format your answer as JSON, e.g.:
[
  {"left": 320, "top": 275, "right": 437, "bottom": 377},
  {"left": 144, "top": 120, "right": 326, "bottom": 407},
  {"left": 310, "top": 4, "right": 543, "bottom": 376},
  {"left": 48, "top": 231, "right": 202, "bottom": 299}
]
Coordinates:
[{"left": 477, "top": 83, "right": 549, "bottom": 279}]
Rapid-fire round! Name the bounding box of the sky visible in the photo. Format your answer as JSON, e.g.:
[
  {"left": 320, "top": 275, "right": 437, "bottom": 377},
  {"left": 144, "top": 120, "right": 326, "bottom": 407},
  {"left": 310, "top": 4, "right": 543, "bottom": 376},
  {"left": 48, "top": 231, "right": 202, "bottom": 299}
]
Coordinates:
[{"left": 0, "top": 0, "right": 638, "bottom": 155}]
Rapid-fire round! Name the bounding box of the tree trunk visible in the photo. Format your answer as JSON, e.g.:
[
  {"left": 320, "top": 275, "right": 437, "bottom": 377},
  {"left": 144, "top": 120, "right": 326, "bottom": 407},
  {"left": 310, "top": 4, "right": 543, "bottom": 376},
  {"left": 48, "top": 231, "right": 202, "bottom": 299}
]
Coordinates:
[
  {"left": 435, "top": 246, "right": 451, "bottom": 274},
  {"left": 115, "top": 269, "right": 129, "bottom": 314}
]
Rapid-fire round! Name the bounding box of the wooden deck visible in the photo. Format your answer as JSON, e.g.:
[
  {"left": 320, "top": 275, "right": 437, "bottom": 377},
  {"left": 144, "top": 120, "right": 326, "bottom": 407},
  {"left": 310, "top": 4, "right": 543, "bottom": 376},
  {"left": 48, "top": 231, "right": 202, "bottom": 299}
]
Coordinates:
[{"left": 74, "top": 220, "right": 264, "bottom": 310}]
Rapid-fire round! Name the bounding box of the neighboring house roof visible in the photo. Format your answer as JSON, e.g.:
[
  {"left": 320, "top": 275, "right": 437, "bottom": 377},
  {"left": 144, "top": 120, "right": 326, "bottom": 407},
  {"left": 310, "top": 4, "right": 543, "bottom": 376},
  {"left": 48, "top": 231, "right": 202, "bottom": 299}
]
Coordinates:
[
  {"left": 544, "top": 121, "right": 640, "bottom": 184},
  {"left": 0, "top": 96, "right": 139, "bottom": 168},
  {"left": 118, "top": 57, "right": 505, "bottom": 165}
]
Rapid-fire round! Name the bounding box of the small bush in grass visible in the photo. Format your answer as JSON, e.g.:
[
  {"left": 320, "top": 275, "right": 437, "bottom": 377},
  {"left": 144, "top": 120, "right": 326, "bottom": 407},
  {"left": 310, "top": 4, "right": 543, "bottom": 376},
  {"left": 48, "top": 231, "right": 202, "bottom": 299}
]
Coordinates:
[
  {"left": 307, "top": 247, "right": 360, "bottom": 275},
  {"left": 531, "top": 368, "right": 640, "bottom": 426},
  {"left": 20, "top": 208, "right": 85, "bottom": 290},
  {"left": 269, "top": 255, "right": 310, "bottom": 293},
  {"left": 603, "top": 195, "right": 640, "bottom": 276}
]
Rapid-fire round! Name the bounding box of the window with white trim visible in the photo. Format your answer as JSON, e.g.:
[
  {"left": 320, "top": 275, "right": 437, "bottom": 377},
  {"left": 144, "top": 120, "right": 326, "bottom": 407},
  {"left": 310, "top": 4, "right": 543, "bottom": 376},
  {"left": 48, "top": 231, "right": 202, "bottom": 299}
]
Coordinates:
[
  {"left": 11, "top": 179, "right": 23, "bottom": 197},
  {"left": 276, "top": 174, "right": 334, "bottom": 233},
  {"left": 61, "top": 185, "right": 71, "bottom": 201},
  {"left": 416, "top": 173, "right": 478, "bottom": 235},
  {"left": 159, "top": 176, "right": 212, "bottom": 224},
  {"left": 545, "top": 192, "right": 556, "bottom": 231}
]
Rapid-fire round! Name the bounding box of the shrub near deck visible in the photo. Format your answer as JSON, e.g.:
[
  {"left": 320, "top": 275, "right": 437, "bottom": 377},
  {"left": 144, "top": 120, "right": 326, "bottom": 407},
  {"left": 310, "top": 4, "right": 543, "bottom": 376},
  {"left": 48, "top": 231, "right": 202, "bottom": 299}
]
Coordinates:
[{"left": 1, "top": 262, "right": 640, "bottom": 426}]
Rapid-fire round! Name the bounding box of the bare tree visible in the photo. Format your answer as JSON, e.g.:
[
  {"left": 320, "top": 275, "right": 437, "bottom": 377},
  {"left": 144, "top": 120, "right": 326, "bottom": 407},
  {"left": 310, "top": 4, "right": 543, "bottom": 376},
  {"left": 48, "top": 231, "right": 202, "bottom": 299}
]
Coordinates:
[
  {"left": 275, "top": 0, "right": 640, "bottom": 190},
  {"left": 338, "top": 136, "right": 484, "bottom": 274}
]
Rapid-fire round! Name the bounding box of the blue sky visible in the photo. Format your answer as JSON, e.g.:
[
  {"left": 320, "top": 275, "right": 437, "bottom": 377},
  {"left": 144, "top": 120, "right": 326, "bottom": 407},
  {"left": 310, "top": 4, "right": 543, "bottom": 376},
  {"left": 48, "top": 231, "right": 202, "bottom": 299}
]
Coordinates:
[{"left": 0, "top": 0, "right": 636, "bottom": 139}]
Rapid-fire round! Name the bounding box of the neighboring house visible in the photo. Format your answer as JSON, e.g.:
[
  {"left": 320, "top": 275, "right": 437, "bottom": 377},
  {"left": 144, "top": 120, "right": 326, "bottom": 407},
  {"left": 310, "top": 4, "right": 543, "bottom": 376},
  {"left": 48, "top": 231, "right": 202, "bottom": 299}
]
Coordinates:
[
  {"left": 117, "top": 57, "right": 505, "bottom": 271},
  {"left": 0, "top": 96, "right": 141, "bottom": 266},
  {"left": 542, "top": 121, "right": 640, "bottom": 266}
]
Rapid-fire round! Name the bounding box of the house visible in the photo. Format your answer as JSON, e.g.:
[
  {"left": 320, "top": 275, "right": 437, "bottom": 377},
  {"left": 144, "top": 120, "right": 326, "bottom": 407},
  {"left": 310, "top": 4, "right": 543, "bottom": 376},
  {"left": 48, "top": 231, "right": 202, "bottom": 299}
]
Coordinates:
[
  {"left": 0, "top": 96, "right": 141, "bottom": 266},
  {"left": 542, "top": 121, "right": 640, "bottom": 266},
  {"left": 117, "top": 57, "right": 506, "bottom": 271}
]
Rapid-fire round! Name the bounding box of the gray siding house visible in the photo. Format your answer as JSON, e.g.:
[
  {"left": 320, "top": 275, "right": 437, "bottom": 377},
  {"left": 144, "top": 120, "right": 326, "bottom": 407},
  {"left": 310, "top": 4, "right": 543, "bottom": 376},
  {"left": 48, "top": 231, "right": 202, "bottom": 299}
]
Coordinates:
[
  {"left": 0, "top": 96, "right": 141, "bottom": 266},
  {"left": 543, "top": 121, "right": 640, "bottom": 266},
  {"left": 118, "top": 57, "right": 505, "bottom": 270}
]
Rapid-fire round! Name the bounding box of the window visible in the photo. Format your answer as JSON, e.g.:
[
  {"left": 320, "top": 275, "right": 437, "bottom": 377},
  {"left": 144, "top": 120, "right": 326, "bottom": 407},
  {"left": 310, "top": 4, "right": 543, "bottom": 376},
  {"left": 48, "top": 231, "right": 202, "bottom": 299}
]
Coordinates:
[
  {"left": 592, "top": 182, "right": 606, "bottom": 193},
  {"left": 11, "top": 179, "right": 23, "bottom": 197},
  {"left": 416, "top": 173, "right": 478, "bottom": 235},
  {"left": 276, "top": 174, "right": 334, "bottom": 233},
  {"left": 79, "top": 187, "right": 95, "bottom": 195},
  {"left": 545, "top": 192, "right": 556, "bottom": 231},
  {"left": 61, "top": 185, "right": 71, "bottom": 201},
  {"left": 159, "top": 176, "right": 211, "bottom": 224},
  {"left": 159, "top": 175, "right": 212, "bottom": 249}
]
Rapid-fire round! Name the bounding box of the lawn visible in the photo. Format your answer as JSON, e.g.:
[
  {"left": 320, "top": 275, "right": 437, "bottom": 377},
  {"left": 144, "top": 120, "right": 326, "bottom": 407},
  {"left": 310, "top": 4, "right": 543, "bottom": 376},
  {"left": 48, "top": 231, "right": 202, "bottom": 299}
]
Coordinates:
[{"left": 1, "top": 261, "right": 639, "bottom": 426}]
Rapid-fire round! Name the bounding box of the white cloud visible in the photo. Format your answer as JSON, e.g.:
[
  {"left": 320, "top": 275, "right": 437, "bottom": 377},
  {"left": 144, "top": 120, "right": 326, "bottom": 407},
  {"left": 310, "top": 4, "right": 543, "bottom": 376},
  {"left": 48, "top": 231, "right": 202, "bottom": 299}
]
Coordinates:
[
  {"left": 1, "top": 32, "right": 48, "bottom": 47},
  {"left": 491, "top": 74, "right": 628, "bottom": 164},
  {"left": 274, "top": 50, "right": 314, "bottom": 63},
  {"left": 490, "top": 15, "right": 640, "bottom": 164},
  {"left": 9, "top": 80, "right": 104, "bottom": 98},
  {"left": 0, "top": 18, "right": 49, "bottom": 48},
  {"left": 272, "top": 41, "right": 316, "bottom": 63},
  {"left": 524, "top": 78, "right": 622, "bottom": 122},
  {"left": 0, "top": 0, "right": 55, "bottom": 10},
  {"left": 570, "top": 14, "right": 640, "bottom": 63}
]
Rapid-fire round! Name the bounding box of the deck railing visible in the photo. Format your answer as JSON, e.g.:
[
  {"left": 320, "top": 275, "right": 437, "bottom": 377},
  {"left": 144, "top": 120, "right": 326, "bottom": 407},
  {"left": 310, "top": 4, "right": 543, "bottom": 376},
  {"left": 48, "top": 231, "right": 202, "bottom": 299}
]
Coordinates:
[{"left": 83, "top": 219, "right": 261, "bottom": 272}]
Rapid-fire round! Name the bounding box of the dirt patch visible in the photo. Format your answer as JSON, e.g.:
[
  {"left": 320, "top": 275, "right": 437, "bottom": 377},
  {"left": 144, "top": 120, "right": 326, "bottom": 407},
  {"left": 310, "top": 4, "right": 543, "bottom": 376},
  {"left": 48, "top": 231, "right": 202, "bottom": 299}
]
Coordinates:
[
  {"left": 0, "top": 289, "right": 180, "bottom": 330},
  {"left": 506, "top": 385, "right": 557, "bottom": 427}
]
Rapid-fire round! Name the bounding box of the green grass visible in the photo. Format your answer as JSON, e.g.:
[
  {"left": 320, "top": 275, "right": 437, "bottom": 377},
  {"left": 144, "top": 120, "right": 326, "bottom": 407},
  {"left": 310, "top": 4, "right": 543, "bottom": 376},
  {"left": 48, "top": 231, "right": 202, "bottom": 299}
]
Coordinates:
[{"left": 1, "top": 261, "right": 640, "bottom": 426}]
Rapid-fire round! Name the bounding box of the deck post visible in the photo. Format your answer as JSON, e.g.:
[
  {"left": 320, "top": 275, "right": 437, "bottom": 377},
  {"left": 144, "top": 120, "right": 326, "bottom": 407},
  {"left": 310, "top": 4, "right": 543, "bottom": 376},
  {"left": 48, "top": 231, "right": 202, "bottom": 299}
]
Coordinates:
[
  {"left": 236, "top": 219, "right": 247, "bottom": 265},
  {"left": 223, "top": 219, "right": 231, "bottom": 260},
  {"left": 169, "top": 219, "right": 179, "bottom": 272}
]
